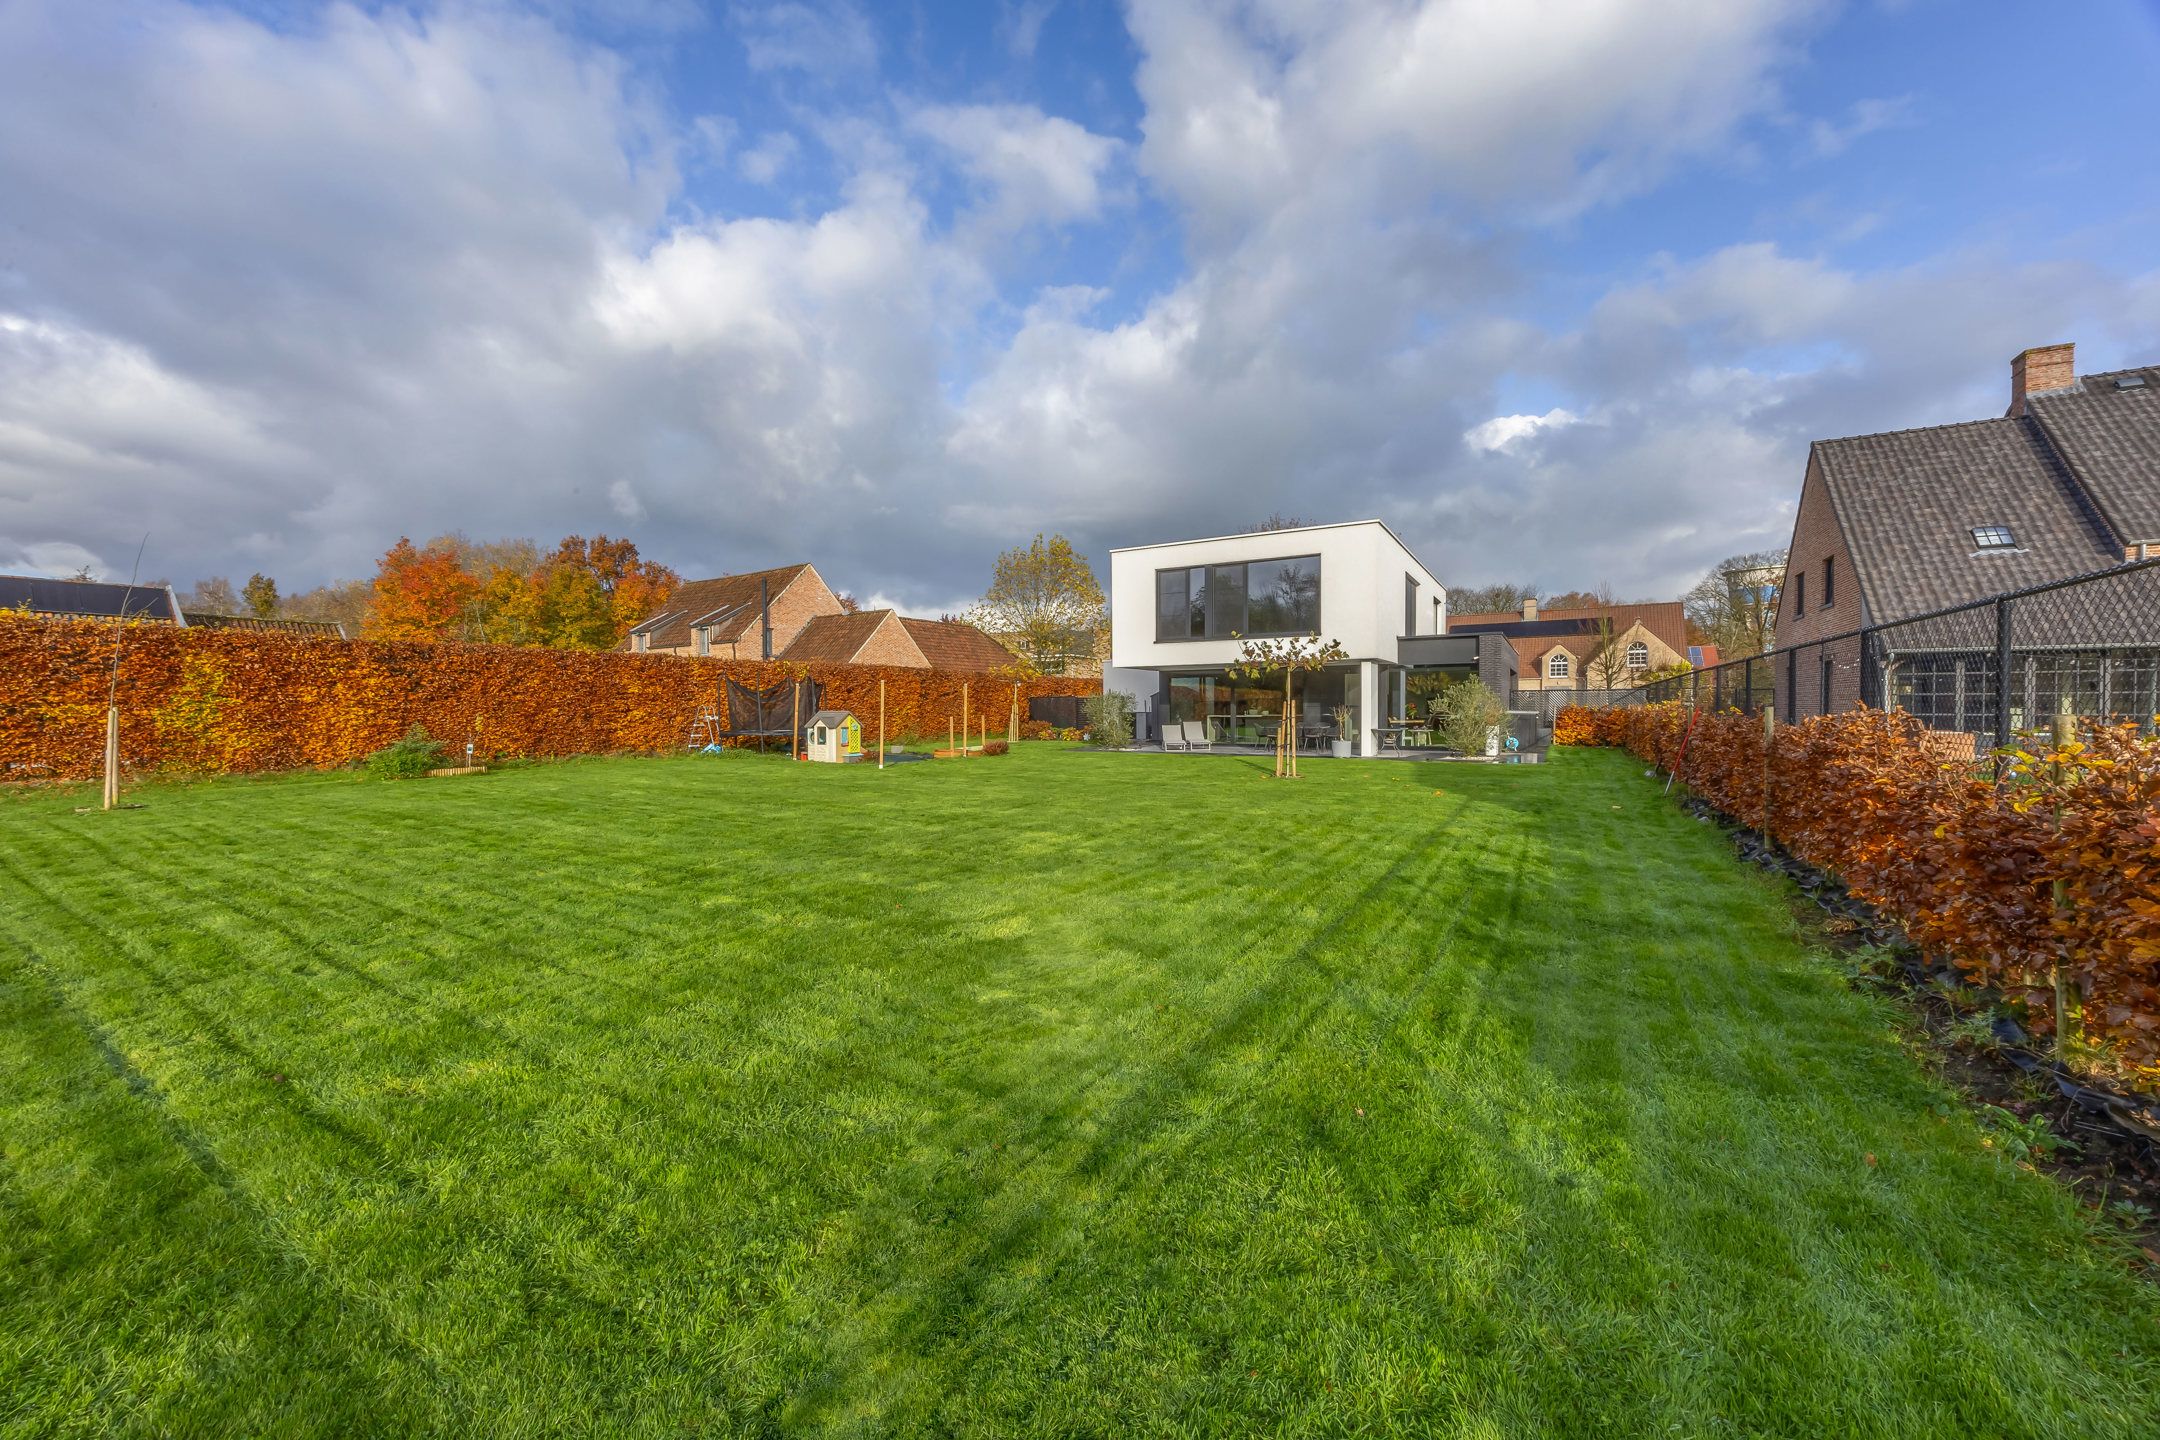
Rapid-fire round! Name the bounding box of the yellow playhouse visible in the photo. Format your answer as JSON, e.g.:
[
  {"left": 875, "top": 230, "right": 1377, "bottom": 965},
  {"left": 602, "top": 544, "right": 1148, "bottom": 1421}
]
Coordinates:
[{"left": 804, "top": 709, "right": 863, "bottom": 763}]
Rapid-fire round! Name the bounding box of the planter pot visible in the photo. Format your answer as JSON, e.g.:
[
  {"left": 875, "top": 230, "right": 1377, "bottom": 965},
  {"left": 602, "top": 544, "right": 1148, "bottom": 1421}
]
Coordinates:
[{"left": 1330, "top": 740, "right": 1353, "bottom": 759}]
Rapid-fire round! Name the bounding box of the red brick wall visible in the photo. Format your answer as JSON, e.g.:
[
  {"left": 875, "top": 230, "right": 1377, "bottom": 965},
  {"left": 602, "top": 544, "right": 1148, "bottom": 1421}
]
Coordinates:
[{"left": 850, "top": 613, "right": 930, "bottom": 668}]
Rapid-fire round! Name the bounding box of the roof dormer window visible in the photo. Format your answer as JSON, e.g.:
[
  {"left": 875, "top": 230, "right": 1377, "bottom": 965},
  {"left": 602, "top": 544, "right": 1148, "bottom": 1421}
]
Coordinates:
[{"left": 1971, "top": 525, "right": 2016, "bottom": 551}]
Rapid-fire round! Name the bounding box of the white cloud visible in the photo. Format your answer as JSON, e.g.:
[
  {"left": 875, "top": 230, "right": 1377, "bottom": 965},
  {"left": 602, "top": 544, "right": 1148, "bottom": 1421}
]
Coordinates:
[
  {"left": 2, "top": 0, "right": 2155, "bottom": 617},
  {"left": 908, "top": 102, "right": 1123, "bottom": 231},
  {"left": 1805, "top": 94, "right": 1915, "bottom": 159},
  {"left": 738, "top": 130, "right": 800, "bottom": 183},
  {"left": 1464, "top": 408, "right": 1582, "bottom": 454},
  {"left": 731, "top": 1, "right": 877, "bottom": 76}
]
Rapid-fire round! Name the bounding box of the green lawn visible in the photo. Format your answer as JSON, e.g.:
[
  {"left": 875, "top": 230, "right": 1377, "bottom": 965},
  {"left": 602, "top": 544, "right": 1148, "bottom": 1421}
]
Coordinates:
[{"left": 4, "top": 745, "right": 2158, "bottom": 1438}]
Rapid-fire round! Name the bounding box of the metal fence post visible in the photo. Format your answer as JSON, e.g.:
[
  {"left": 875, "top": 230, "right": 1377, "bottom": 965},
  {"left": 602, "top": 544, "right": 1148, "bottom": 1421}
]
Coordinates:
[{"left": 1994, "top": 596, "right": 2014, "bottom": 751}]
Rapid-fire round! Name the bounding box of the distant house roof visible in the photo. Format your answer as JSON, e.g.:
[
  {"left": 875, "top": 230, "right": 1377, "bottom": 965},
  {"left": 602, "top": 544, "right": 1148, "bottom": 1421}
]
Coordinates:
[
  {"left": 1, "top": 574, "right": 183, "bottom": 623},
  {"left": 183, "top": 611, "right": 347, "bottom": 639},
  {"left": 1811, "top": 418, "right": 2121, "bottom": 623},
  {"left": 1446, "top": 602, "right": 1690, "bottom": 657},
  {"left": 627, "top": 563, "right": 814, "bottom": 652},
  {"left": 897, "top": 616, "right": 1022, "bottom": 672},
  {"left": 780, "top": 609, "right": 915, "bottom": 665}
]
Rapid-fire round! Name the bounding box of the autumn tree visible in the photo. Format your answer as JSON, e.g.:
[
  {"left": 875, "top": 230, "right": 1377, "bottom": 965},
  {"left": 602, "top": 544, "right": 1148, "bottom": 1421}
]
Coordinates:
[
  {"left": 836, "top": 592, "right": 862, "bottom": 615},
  {"left": 363, "top": 537, "right": 482, "bottom": 642},
  {"left": 1685, "top": 550, "right": 1786, "bottom": 659},
  {"left": 539, "top": 534, "right": 679, "bottom": 647},
  {"left": 1248, "top": 512, "right": 1310, "bottom": 532},
  {"left": 242, "top": 573, "right": 280, "bottom": 618},
  {"left": 969, "top": 533, "right": 1104, "bottom": 674}
]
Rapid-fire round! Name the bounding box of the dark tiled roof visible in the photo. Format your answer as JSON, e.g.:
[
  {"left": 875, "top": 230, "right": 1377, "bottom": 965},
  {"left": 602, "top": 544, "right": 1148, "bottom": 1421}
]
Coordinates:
[
  {"left": 1813, "top": 418, "right": 2120, "bottom": 622},
  {"left": 1, "top": 574, "right": 180, "bottom": 622},
  {"left": 897, "top": 617, "right": 1021, "bottom": 672},
  {"left": 780, "top": 610, "right": 910, "bottom": 664},
  {"left": 2025, "top": 368, "right": 2160, "bottom": 544},
  {"left": 183, "top": 611, "right": 346, "bottom": 638},
  {"left": 629, "top": 564, "right": 812, "bottom": 652}
]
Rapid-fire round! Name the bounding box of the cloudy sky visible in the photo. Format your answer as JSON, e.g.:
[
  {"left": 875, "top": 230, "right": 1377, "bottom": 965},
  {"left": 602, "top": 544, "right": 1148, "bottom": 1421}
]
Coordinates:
[{"left": 3, "top": 0, "right": 2158, "bottom": 610}]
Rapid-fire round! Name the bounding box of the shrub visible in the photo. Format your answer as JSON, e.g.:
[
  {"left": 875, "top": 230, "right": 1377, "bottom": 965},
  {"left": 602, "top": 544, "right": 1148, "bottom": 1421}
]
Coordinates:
[
  {"left": 1433, "top": 678, "right": 1506, "bottom": 754},
  {"left": 364, "top": 725, "right": 445, "bottom": 780},
  {"left": 981, "top": 739, "right": 1010, "bottom": 756},
  {"left": 1083, "top": 691, "right": 1135, "bottom": 748}
]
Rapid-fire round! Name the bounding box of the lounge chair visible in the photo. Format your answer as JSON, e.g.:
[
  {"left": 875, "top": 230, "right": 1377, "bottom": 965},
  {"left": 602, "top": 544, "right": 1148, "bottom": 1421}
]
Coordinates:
[{"left": 1182, "top": 719, "right": 1215, "bottom": 752}]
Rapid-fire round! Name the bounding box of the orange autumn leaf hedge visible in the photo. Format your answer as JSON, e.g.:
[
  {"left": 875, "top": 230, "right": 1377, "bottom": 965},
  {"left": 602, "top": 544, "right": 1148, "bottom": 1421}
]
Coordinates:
[
  {"left": 1, "top": 617, "right": 1094, "bottom": 781},
  {"left": 1555, "top": 701, "right": 2160, "bottom": 1075}
]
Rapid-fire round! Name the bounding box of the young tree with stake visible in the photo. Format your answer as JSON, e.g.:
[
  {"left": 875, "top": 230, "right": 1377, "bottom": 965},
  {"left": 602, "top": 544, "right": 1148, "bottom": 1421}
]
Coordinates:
[{"left": 1229, "top": 633, "right": 1347, "bottom": 778}]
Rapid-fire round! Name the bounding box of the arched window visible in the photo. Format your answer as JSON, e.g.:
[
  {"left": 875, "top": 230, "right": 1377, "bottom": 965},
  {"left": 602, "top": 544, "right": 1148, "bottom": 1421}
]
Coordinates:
[
  {"left": 1626, "top": 640, "right": 1649, "bottom": 671},
  {"left": 1547, "top": 651, "right": 1570, "bottom": 680}
]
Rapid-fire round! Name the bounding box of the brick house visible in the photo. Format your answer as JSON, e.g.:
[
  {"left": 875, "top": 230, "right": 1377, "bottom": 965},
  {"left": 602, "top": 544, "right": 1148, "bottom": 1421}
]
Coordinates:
[
  {"left": 777, "top": 610, "right": 1020, "bottom": 672},
  {"left": 624, "top": 563, "right": 840, "bottom": 658},
  {"left": 1773, "top": 342, "right": 2160, "bottom": 725},
  {"left": 1445, "top": 598, "right": 1693, "bottom": 691}
]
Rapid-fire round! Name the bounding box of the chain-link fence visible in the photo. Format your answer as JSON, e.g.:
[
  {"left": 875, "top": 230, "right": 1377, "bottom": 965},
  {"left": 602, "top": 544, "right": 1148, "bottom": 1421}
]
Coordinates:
[{"left": 1638, "top": 558, "right": 2160, "bottom": 757}]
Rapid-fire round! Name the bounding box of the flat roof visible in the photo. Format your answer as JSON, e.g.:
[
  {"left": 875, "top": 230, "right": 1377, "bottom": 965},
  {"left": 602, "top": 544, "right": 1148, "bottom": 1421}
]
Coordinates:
[{"left": 1108, "top": 518, "right": 1439, "bottom": 578}]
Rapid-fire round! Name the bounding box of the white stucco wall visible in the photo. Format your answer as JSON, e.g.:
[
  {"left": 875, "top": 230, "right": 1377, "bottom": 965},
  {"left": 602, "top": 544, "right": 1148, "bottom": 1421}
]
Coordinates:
[{"left": 1108, "top": 521, "right": 1444, "bottom": 672}]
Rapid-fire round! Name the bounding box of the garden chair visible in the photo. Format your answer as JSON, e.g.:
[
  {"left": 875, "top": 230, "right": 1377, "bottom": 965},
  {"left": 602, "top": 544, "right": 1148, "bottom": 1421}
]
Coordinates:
[{"left": 1182, "top": 720, "right": 1215, "bottom": 752}]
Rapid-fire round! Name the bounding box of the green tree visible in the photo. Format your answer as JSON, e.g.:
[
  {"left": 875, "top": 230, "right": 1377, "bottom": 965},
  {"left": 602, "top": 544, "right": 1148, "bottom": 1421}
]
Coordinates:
[
  {"left": 242, "top": 573, "right": 280, "bottom": 618},
  {"left": 968, "top": 533, "right": 1105, "bottom": 674}
]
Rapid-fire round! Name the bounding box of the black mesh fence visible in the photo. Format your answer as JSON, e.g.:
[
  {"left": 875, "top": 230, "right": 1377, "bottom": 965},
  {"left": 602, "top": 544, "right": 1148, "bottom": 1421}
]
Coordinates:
[{"left": 1639, "top": 558, "right": 2160, "bottom": 756}]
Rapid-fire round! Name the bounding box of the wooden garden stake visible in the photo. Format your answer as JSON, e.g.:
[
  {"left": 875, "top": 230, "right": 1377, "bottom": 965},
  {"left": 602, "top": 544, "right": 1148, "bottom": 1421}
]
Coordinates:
[
  {"left": 878, "top": 679, "right": 886, "bottom": 770},
  {"left": 793, "top": 683, "right": 802, "bottom": 761},
  {"left": 1760, "top": 703, "right": 1775, "bottom": 848},
  {"left": 1008, "top": 683, "right": 1019, "bottom": 747},
  {"left": 2051, "top": 696, "right": 2083, "bottom": 1064},
  {"left": 103, "top": 706, "right": 120, "bottom": 811},
  {"left": 961, "top": 682, "right": 970, "bottom": 755}
]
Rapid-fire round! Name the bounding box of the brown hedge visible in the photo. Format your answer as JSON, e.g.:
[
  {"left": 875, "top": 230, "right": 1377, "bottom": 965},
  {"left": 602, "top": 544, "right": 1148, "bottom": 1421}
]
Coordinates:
[
  {"left": 1556, "top": 701, "right": 2160, "bottom": 1076},
  {"left": 1, "top": 617, "right": 1095, "bottom": 780}
]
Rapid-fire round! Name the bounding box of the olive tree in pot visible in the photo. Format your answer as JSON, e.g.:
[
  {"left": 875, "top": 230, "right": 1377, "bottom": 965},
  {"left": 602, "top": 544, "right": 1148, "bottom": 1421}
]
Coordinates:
[{"left": 1329, "top": 704, "right": 1354, "bottom": 759}]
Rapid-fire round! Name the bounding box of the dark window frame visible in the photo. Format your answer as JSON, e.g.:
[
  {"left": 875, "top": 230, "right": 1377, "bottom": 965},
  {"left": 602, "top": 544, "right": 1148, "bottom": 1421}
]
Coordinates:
[
  {"left": 1822, "top": 555, "right": 1835, "bottom": 608},
  {"left": 1404, "top": 574, "right": 1419, "bottom": 637},
  {"left": 1153, "top": 553, "right": 1322, "bottom": 643},
  {"left": 1792, "top": 569, "right": 1806, "bottom": 618}
]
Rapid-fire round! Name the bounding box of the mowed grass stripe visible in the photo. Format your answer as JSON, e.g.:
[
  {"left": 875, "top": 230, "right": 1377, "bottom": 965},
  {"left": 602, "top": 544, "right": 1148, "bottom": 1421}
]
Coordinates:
[{"left": 3, "top": 745, "right": 2159, "bottom": 1437}]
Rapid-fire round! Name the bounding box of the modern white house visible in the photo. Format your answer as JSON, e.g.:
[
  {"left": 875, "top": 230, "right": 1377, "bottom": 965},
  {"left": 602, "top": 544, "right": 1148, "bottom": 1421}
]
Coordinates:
[{"left": 1105, "top": 520, "right": 1515, "bottom": 756}]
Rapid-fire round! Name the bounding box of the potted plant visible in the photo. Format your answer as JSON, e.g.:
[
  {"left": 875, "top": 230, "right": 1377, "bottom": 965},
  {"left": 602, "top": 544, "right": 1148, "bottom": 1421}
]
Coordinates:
[{"left": 1329, "top": 704, "right": 1354, "bottom": 759}]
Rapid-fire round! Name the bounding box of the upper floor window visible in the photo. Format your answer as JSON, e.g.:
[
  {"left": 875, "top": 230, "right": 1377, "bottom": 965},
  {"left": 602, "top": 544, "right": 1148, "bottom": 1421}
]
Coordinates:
[
  {"left": 1625, "top": 640, "right": 1649, "bottom": 671},
  {"left": 1822, "top": 556, "right": 1836, "bottom": 607},
  {"left": 1405, "top": 575, "right": 1419, "bottom": 636},
  {"left": 1972, "top": 525, "right": 2016, "bottom": 550},
  {"left": 1547, "top": 652, "right": 1570, "bottom": 680},
  {"left": 1792, "top": 570, "right": 1806, "bottom": 618},
  {"left": 1155, "top": 555, "right": 1321, "bottom": 641}
]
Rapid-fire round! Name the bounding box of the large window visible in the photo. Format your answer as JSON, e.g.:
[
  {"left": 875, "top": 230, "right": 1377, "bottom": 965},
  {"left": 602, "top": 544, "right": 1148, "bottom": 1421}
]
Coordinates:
[
  {"left": 1405, "top": 575, "right": 1419, "bottom": 637},
  {"left": 1547, "top": 652, "right": 1570, "bottom": 680},
  {"left": 1155, "top": 555, "right": 1320, "bottom": 641},
  {"left": 1625, "top": 640, "right": 1649, "bottom": 671}
]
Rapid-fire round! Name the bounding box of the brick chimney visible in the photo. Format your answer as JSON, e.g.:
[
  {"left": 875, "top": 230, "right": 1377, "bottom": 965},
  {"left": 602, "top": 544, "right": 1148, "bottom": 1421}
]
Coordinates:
[
  {"left": 2008, "top": 342, "right": 2075, "bottom": 417},
  {"left": 1521, "top": 596, "right": 1539, "bottom": 621}
]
